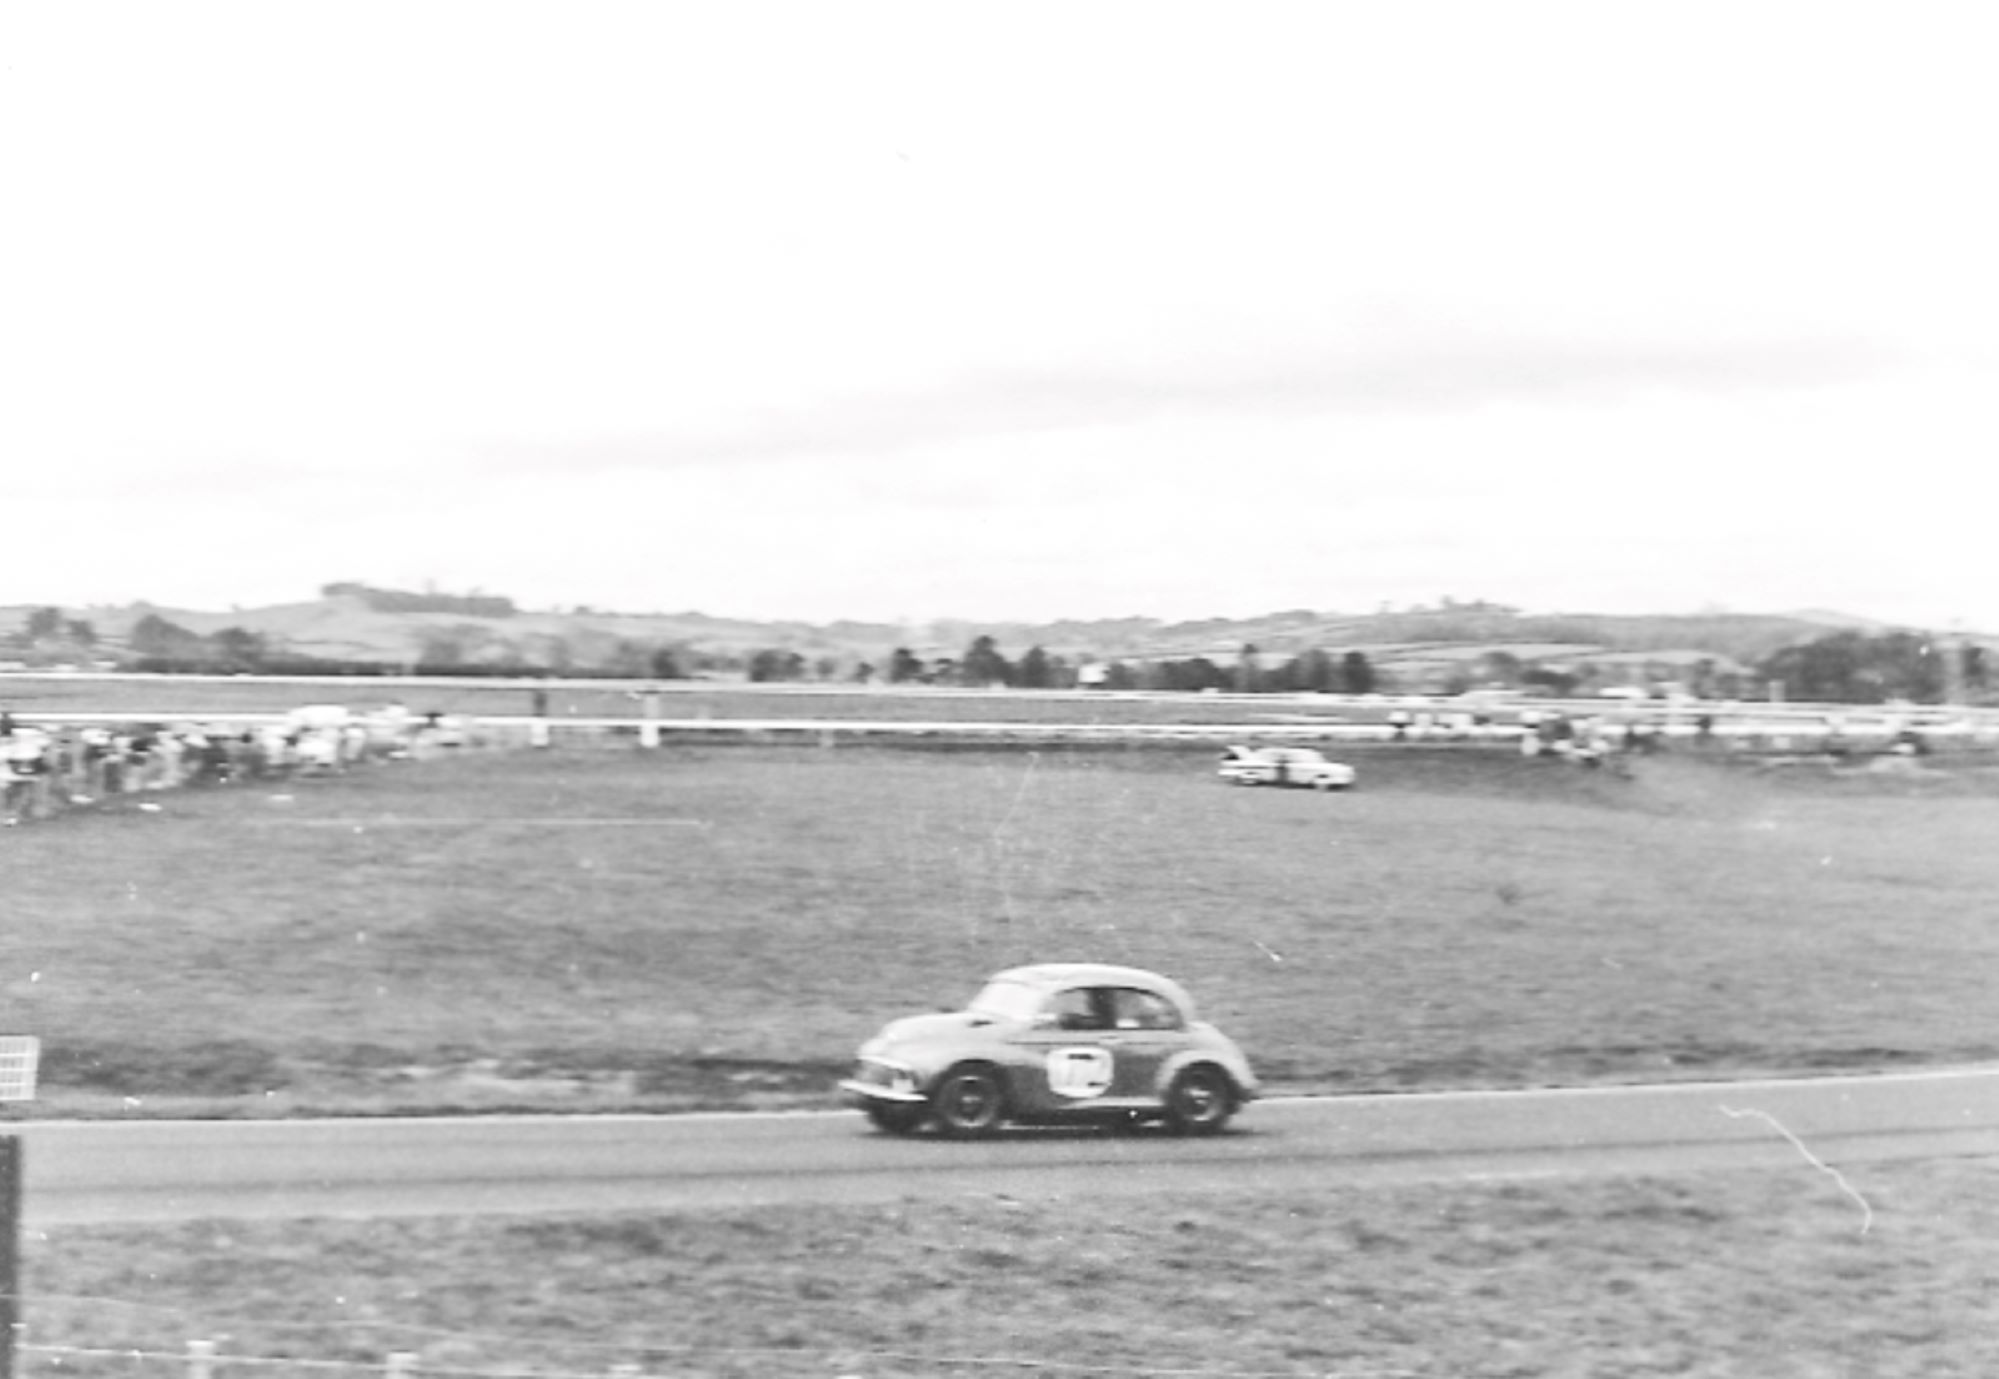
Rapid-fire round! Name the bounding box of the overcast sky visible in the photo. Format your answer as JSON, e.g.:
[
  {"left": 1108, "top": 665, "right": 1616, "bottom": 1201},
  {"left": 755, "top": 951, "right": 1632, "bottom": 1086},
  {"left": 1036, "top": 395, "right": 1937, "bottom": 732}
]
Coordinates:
[{"left": 4, "top": 3, "right": 1995, "bottom": 630}]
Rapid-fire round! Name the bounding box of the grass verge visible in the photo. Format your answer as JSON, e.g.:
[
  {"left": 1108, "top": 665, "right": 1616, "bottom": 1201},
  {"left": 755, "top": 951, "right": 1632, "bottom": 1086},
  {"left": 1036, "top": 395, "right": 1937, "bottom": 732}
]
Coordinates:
[{"left": 25, "top": 1157, "right": 1999, "bottom": 1378}]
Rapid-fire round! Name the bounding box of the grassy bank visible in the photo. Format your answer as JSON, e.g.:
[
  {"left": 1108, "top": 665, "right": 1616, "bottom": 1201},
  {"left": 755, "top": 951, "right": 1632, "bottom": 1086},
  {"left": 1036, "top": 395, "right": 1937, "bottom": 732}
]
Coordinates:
[
  {"left": 25, "top": 1157, "right": 1998, "bottom": 1377},
  {"left": 4, "top": 742, "right": 1996, "bottom": 1116}
]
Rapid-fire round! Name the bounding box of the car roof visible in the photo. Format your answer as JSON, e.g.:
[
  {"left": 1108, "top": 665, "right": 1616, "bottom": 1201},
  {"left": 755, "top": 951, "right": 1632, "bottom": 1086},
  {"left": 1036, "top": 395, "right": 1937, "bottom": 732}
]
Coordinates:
[{"left": 987, "top": 963, "right": 1197, "bottom": 1011}]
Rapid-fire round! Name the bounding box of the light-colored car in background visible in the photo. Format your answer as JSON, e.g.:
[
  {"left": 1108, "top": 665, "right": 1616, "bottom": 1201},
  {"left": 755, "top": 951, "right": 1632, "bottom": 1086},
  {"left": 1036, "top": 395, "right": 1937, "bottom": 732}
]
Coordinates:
[
  {"left": 840, "top": 963, "right": 1259, "bottom": 1137},
  {"left": 1216, "top": 745, "right": 1357, "bottom": 790}
]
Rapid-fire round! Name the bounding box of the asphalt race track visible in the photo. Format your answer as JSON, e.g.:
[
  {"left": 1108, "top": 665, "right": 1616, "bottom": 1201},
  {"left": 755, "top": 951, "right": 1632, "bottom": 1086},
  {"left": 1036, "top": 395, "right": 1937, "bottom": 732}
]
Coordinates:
[{"left": 12, "top": 1068, "right": 1997, "bottom": 1226}]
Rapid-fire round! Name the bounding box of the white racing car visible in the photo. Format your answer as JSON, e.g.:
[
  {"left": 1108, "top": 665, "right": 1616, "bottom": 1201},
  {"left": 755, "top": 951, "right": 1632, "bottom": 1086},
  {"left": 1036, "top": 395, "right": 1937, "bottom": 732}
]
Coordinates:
[{"left": 1216, "top": 745, "right": 1357, "bottom": 791}]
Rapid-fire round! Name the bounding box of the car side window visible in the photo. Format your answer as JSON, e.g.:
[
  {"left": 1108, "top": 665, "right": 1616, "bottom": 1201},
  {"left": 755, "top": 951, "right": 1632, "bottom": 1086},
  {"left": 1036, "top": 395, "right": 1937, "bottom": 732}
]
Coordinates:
[
  {"left": 1108, "top": 987, "right": 1182, "bottom": 1031},
  {"left": 1048, "top": 988, "right": 1107, "bottom": 1031}
]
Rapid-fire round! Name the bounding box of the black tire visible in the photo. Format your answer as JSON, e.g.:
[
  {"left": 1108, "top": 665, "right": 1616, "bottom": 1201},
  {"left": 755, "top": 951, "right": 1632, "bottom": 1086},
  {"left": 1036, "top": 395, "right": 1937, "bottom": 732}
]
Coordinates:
[
  {"left": 864, "top": 1102, "right": 928, "bottom": 1136},
  {"left": 1163, "top": 1065, "right": 1236, "bottom": 1135},
  {"left": 931, "top": 1066, "right": 1008, "bottom": 1136}
]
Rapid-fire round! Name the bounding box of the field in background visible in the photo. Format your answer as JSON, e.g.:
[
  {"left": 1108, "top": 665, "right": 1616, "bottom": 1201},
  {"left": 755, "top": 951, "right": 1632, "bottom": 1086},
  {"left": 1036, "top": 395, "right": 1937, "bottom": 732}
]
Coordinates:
[
  {"left": 5, "top": 742, "right": 1996, "bottom": 1116},
  {"left": 29, "top": 1158, "right": 1998, "bottom": 1378},
  {"left": 3, "top": 675, "right": 1329, "bottom": 724},
  {"left": 10, "top": 671, "right": 1976, "bottom": 732}
]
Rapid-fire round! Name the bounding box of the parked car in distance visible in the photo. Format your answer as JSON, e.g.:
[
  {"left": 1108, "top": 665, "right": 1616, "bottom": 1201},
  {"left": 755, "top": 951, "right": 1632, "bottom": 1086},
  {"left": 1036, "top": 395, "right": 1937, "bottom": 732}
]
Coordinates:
[
  {"left": 1216, "top": 745, "right": 1357, "bottom": 790},
  {"left": 840, "top": 963, "right": 1258, "bottom": 1137}
]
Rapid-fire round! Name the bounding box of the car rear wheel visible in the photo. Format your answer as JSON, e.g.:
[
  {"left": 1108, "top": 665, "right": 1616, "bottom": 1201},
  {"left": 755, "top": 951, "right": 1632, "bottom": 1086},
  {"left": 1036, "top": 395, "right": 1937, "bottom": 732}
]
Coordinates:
[
  {"left": 1163, "top": 1066, "right": 1236, "bottom": 1135},
  {"left": 864, "top": 1102, "right": 929, "bottom": 1136},
  {"left": 931, "top": 1066, "right": 1008, "bottom": 1136}
]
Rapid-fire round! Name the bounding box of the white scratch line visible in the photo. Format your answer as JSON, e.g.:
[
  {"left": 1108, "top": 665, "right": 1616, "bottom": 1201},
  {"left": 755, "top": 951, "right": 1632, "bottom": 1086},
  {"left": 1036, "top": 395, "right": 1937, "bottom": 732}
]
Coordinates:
[
  {"left": 994, "top": 751, "right": 1041, "bottom": 838},
  {"left": 1719, "top": 1104, "right": 1874, "bottom": 1234},
  {"left": 991, "top": 752, "right": 1041, "bottom": 929}
]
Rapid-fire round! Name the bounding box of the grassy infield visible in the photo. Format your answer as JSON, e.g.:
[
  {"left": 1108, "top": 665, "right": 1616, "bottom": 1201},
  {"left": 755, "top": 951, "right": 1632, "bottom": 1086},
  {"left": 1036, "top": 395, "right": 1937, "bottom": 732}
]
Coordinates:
[{"left": 7, "top": 725, "right": 1999, "bottom": 1375}]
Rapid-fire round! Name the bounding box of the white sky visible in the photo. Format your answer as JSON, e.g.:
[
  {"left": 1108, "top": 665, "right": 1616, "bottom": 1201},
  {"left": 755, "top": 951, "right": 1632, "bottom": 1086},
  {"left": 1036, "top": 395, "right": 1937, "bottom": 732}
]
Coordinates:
[{"left": 4, "top": 2, "right": 1996, "bottom": 630}]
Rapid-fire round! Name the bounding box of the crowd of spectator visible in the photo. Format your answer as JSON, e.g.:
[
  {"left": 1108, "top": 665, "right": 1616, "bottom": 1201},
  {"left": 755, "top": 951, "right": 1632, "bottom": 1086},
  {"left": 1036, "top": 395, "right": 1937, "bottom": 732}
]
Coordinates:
[{"left": 0, "top": 703, "right": 465, "bottom": 826}]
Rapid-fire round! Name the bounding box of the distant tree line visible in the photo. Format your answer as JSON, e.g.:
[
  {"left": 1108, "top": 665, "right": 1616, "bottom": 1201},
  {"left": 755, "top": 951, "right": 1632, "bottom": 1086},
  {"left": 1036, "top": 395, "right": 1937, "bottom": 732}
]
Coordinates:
[
  {"left": 731, "top": 629, "right": 1992, "bottom": 706},
  {"left": 727, "top": 635, "right": 1387, "bottom": 695},
  {"left": 11, "top": 604, "right": 1990, "bottom": 705}
]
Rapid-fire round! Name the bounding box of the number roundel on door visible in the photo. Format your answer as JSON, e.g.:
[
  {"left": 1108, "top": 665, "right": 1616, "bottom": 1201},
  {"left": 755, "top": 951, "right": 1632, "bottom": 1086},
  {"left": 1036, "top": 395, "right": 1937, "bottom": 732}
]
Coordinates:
[{"left": 1047, "top": 1046, "right": 1114, "bottom": 1098}]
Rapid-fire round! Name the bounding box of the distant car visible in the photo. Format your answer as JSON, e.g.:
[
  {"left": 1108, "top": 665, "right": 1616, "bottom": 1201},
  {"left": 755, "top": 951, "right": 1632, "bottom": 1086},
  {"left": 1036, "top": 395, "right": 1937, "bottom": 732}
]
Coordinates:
[
  {"left": 1216, "top": 745, "right": 1356, "bottom": 790},
  {"left": 839, "top": 963, "right": 1258, "bottom": 1137}
]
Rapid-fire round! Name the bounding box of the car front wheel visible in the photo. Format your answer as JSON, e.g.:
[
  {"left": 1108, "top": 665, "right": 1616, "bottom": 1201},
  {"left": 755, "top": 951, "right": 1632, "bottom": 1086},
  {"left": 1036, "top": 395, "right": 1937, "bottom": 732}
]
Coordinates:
[
  {"left": 1163, "top": 1066, "right": 1236, "bottom": 1135},
  {"left": 931, "top": 1066, "right": 1008, "bottom": 1136}
]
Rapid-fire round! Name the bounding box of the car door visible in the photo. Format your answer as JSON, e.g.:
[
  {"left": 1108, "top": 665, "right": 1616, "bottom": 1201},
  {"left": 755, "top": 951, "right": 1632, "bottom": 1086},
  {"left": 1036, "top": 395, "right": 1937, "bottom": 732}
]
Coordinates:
[
  {"left": 1010, "top": 985, "right": 1119, "bottom": 1114},
  {"left": 1100, "top": 987, "right": 1185, "bottom": 1101}
]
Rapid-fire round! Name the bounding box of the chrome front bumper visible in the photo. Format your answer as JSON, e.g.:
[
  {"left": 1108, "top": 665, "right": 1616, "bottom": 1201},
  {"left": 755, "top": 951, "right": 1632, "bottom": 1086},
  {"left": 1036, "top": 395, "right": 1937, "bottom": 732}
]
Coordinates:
[{"left": 839, "top": 1079, "right": 928, "bottom": 1105}]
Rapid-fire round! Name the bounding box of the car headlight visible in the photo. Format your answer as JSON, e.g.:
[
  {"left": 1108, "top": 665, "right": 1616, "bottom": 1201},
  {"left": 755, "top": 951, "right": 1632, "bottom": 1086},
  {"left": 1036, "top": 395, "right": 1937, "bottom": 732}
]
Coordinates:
[
  {"left": 876, "top": 1061, "right": 918, "bottom": 1094},
  {"left": 856, "top": 1056, "right": 920, "bottom": 1094}
]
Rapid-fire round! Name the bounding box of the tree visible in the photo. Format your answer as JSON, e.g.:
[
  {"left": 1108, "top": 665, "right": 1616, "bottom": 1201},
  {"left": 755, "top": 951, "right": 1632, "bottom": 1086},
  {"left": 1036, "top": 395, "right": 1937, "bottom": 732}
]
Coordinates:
[
  {"left": 1475, "top": 650, "right": 1523, "bottom": 688},
  {"left": 960, "top": 635, "right": 1013, "bottom": 687},
  {"left": 1297, "top": 648, "right": 1339, "bottom": 693},
  {"left": 1016, "top": 645, "right": 1053, "bottom": 689},
  {"left": 64, "top": 618, "right": 96, "bottom": 646},
  {"left": 1341, "top": 650, "right": 1377, "bottom": 695},
  {"left": 888, "top": 647, "right": 926, "bottom": 684},
  {"left": 1185, "top": 656, "right": 1232, "bottom": 691},
  {"left": 1153, "top": 657, "right": 1229, "bottom": 692},
  {"left": 748, "top": 648, "right": 807, "bottom": 682},
  {"left": 25, "top": 607, "right": 62, "bottom": 640},
  {"left": 129, "top": 613, "right": 206, "bottom": 659},
  {"left": 649, "top": 646, "right": 687, "bottom": 679},
  {"left": 1758, "top": 631, "right": 1947, "bottom": 703},
  {"left": 209, "top": 626, "right": 269, "bottom": 669}
]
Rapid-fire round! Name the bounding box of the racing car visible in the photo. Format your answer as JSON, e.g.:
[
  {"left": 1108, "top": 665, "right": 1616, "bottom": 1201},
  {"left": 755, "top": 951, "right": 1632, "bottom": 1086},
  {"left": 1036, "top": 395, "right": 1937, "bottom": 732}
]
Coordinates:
[{"left": 1216, "top": 744, "right": 1357, "bottom": 790}]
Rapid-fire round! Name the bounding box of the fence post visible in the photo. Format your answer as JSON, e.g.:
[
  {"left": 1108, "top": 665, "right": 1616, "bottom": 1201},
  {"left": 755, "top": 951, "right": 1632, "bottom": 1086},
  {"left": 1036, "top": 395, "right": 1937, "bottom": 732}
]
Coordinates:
[
  {"left": 0, "top": 1137, "right": 18, "bottom": 1379},
  {"left": 188, "top": 1339, "right": 216, "bottom": 1379}
]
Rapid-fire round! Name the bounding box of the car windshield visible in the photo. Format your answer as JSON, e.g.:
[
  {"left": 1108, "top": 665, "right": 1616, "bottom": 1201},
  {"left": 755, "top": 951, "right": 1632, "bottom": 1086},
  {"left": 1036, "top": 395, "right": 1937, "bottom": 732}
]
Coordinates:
[{"left": 967, "top": 978, "right": 1045, "bottom": 1023}]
